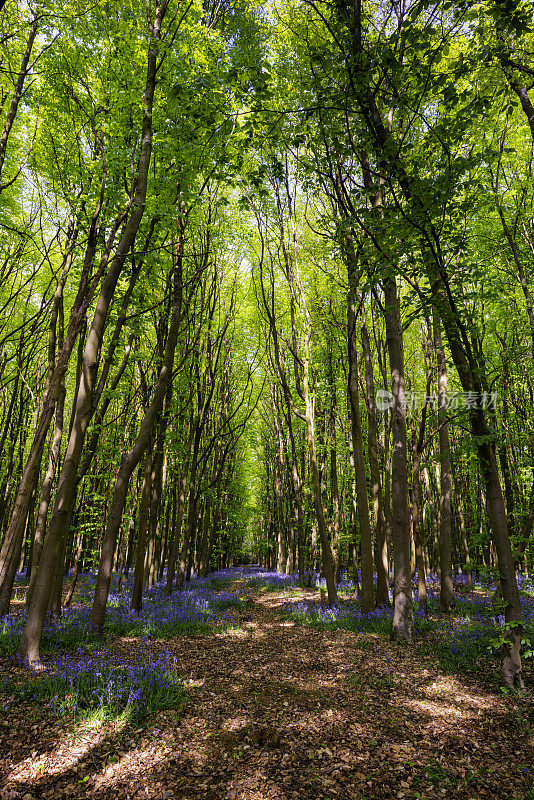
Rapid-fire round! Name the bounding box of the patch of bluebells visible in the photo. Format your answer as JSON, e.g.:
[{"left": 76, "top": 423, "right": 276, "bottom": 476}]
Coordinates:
[
  {"left": 3, "top": 569, "right": 267, "bottom": 721},
  {"left": 244, "top": 570, "right": 301, "bottom": 592},
  {"left": 336, "top": 574, "right": 359, "bottom": 595},
  {"left": 1, "top": 568, "right": 258, "bottom": 655},
  {"left": 210, "top": 590, "right": 254, "bottom": 610},
  {"left": 5, "top": 566, "right": 534, "bottom": 678},
  {"left": 283, "top": 598, "right": 395, "bottom": 634},
  {"left": 104, "top": 576, "right": 222, "bottom": 639},
  {"left": 5, "top": 644, "right": 186, "bottom": 721},
  {"left": 281, "top": 569, "right": 534, "bottom": 671}
]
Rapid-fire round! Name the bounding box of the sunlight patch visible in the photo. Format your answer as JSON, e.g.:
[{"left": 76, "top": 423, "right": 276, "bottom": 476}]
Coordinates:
[
  {"left": 405, "top": 697, "right": 467, "bottom": 720},
  {"left": 423, "top": 677, "right": 497, "bottom": 711},
  {"left": 8, "top": 728, "right": 108, "bottom": 782}
]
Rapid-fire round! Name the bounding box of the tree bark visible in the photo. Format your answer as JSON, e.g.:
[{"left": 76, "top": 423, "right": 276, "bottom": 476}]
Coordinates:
[
  {"left": 272, "top": 387, "right": 287, "bottom": 573},
  {"left": 165, "top": 416, "right": 194, "bottom": 593},
  {"left": 327, "top": 350, "right": 341, "bottom": 586},
  {"left": 18, "top": 3, "right": 168, "bottom": 664},
  {"left": 361, "top": 324, "right": 389, "bottom": 606},
  {"left": 410, "top": 360, "right": 432, "bottom": 616},
  {"left": 433, "top": 310, "right": 455, "bottom": 611},
  {"left": 303, "top": 321, "right": 338, "bottom": 604},
  {"left": 384, "top": 277, "right": 413, "bottom": 642},
  {"left": 347, "top": 285, "right": 374, "bottom": 612},
  {"left": 130, "top": 452, "right": 153, "bottom": 613}
]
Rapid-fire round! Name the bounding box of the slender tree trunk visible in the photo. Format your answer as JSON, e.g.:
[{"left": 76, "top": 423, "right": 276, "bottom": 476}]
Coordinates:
[
  {"left": 130, "top": 453, "right": 153, "bottom": 613},
  {"left": 0, "top": 404, "right": 29, "bottom": 613},
  {"left": 175, "top": 415, "right": 202, "bottom": 590},
  {"left": 329, "top": 395, "right": 341, "bottom": 586},
  {"left": 411, "top": 449, "right": 427, "bottom": 615},
  {"left": 18, "top": 5, "right": 168, "bottom": 664},
  {"left": 280, "top": 391, "right": 305, "bottom": 582},
  {"left": 0, "top": 15, "right": 39, "bottom": 186},
  {"left": 456, "top": 478, "right": 473, "bottom": 589},
  {"left": 48, "top": 533, "right": 67, "bottom": 617},
  {"left": 410, "top": 367, "right": 432, "bottom": 616},
  {"left": 64, "top": 533, "right": 84, "bottom": 607},
  {"left": 434, "top": 310, "right": 455, "bottom": 611},
  {"left": 423, "top": 466, "right": 439, "bottom": 579},
  {"left": 518, "top": 474, "right": 534, "bottom": 567},
  {"left": 0, "top": 374, "right": 36, "bottom": 613},
  {"left": 384, "top": 277, "right": 413, "bottom": 642},
  {"left": 145, "top": 424, "right": 165, "bottom": 589},
  {"left": 197, "top": 499, "right": 212, "bottom": 577},
  {"left": 347, "top": 289, "right": 374, "bottom": 611},
  {"left": 166, "top": 418, "right": 194, "bottom": 593},
  {"left": 272, "top": 388, "right": 287, "bottom": 573},
  {"left": 347, "top": 436, "right": 361, "bottom": 599},
  {"left": 303, "top": 322, "right": 338, "bottom": 604},
  {"left": 26, "top": 378, "right": 66, "bottom": 609},
  {"left": 362, "top": 324, "right": 389, "bottom": 606},
  {"left": 123, "top": 489, "right": 139, "bottom": 583}
]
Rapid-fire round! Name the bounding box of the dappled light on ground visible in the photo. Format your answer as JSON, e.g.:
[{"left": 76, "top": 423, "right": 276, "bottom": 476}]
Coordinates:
[
  {"left": 8, "top": 725, "right": 111, "bottom": 782},
  {"left": 1, "top": 567, "right": 533, "bottom": 799}
]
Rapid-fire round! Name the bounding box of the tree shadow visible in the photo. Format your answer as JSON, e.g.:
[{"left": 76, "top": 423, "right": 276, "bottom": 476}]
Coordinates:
[{"left": 2, "top": 590, "right": 533, "bottom": 800}]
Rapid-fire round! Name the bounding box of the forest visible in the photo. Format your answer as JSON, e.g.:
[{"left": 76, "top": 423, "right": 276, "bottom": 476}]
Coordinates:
[{"left": 1, "top": 0, "right": 534, "bottom": 798}]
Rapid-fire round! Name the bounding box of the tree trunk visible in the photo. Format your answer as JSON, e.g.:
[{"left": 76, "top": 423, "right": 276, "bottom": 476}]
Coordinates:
[
  {"left": 130, "top": 452, "right": 153, "bottom": 613},
  {"left": 411, "top": 447, "right": 427, "bottom": 615},
  {"left": 64, "top": 533, "right": 85, "bottom": 607},
  {"left": 272, "top": 388, "right": 287, "bottom": 573},
  {"left": 175, "top": 414, "right": 202, "bottom": 590},
  {"left": 347, "top": 287, "right": 374, "bottom": 611},
  {"left": 384, "top": 277, "right": 413, "bottom": 642},
  {"left": 303, "top": 322, "right": 338, "bottom": 604},
  {"left": 434, "top": 310, "right": 455, "bottom": 611},
  {"left": 0, "top": 15, "right": 39, "bottom": 186},
  {"left": 361, "top": 324, "right": 389, "bottom": 606},
  {"left": 166, "top": 418, "right": 194, "bottom": 593},
  {"left": 18, "top": 4, "right": 168, "bottom": 664}
]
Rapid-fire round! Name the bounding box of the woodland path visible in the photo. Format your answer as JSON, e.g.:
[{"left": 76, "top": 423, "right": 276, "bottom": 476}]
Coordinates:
[{"left": 1, "top": 582, "right": 533, "bottom": 800}]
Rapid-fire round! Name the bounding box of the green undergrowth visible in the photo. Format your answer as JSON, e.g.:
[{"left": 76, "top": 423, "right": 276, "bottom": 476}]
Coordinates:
[
  {"left": 1, "top": 651, "right": 188, "bottom": 725},
  {"left": 245, "top": 578, "right": 301, "bottom": 594},
  {"left": 203, "top": 577, "right": 233, "bottom": 591},
  {"left": 103, "top": 617, "right": 227, "bottom": 641},
  {"left": 0, "top": 619, "right": 230, "bottom": 659}
]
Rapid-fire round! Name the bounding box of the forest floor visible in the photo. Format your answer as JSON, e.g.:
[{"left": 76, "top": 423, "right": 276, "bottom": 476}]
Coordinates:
[{"left": 1, "top": 568, "right": 534, "bottom": 800}]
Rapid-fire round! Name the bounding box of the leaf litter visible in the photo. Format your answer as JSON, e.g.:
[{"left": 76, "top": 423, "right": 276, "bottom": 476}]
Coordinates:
[{"left": 1, "top": 569, "right": 533, "bottom": 800}]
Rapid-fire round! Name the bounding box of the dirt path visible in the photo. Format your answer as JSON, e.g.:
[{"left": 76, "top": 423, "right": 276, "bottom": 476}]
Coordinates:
[{"left": 1, "top": 587, "right": 533, "bottom": 800}]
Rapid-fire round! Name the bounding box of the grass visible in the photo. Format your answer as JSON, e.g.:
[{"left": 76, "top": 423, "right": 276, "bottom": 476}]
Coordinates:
[
  {"left": 245, "top": 573, "right": 301, "bottom": 593},
  {"left": 211, "top": 592, "right": 255, "bottom": 611},
  {"left": 2, "top": 645, "right": 187, "bottom": 723},
  {"left": 0, "top": 566, "right": 263, "bottom": 724},
  {"left": 2, "top": 565, "right": 534, "bottom": 726}
]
